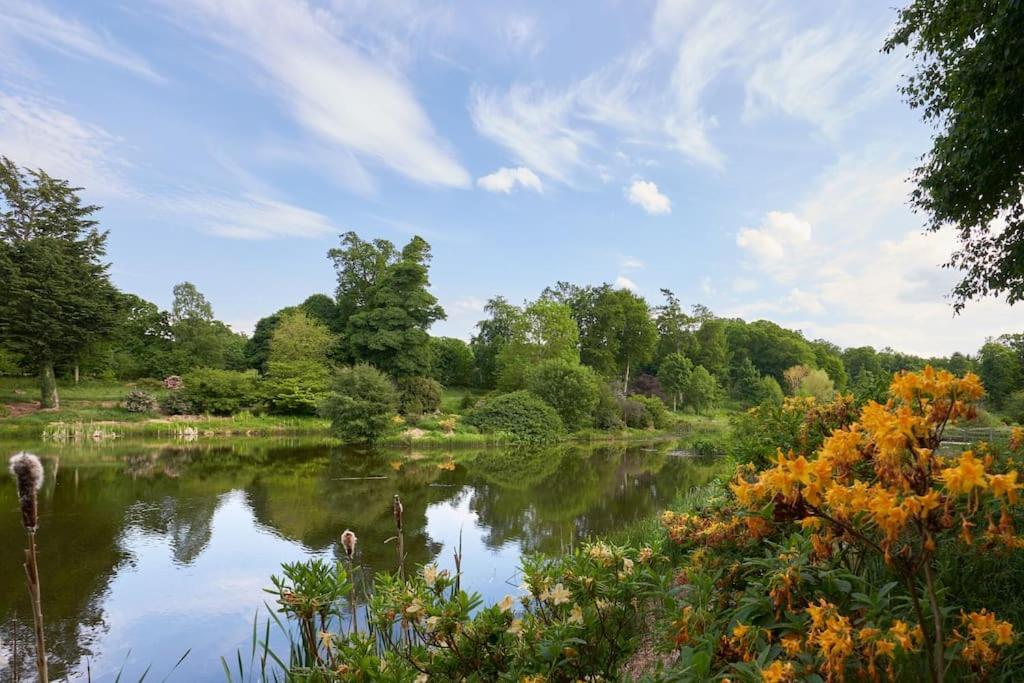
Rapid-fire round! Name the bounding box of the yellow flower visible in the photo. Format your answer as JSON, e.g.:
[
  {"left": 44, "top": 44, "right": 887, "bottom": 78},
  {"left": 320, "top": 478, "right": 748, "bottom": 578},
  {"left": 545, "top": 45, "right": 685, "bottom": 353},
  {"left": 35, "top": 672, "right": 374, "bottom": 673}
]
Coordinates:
[
  {"left": 568, "top": 603, "right": 584, "bottom": 625},
  {"left": 760, "top": 660, "right": 795, "bottom": 683},
  {"left": 732, "top": 623, "right": 751, "bottom": 639},
  {"left": 940, "top": 450, "right": 988, "bottom": 494},
  {"left": 988, "top": 470, "right": 1021, "bottom": 503},
  {"left": 422, "top": 564, "right": 439, "bottom": 586},
  {"left": 507, "top": 618, "right": 524, "bottom": 637},
  {"left": 498, "top": 595, "right": 514, "bottom": 613},
  {"left": 547, "top": 583, "right": 571, "bottom": 605}
]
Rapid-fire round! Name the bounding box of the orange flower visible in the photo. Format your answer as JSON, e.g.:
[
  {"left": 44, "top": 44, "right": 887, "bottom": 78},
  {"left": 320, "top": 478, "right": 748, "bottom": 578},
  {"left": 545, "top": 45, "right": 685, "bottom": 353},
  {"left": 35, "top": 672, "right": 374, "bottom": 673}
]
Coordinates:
[{"left": 940, "top": 451, "right": 987, "bottom": 495}]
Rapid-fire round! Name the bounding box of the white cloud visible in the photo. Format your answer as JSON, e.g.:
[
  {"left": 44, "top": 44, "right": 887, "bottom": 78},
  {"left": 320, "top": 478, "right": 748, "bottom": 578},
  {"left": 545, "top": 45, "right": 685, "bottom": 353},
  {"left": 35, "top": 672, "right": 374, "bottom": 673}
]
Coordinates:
[
  {"left": 729, "top": 148, "right": 1024, "bottom": 356},
  {"left": 476, "top": 166, "right": 542, "bottom": 194},
  {"left": 173, "top": 192, "right": 334, "bottom": 239},
  {"left": 732, "top": 277, "right": 758, "bottom": 293},
  {"left": 0, "top": 92, "right": 130, "bottom": 196},
  {"left": 615, "top": 275, "right": 639, "bottom": 291},
  {"left": 736, "top": 211, "right": 811, "bottom": 266},
  {"left": 625, "top": 179, "right": 671, "bottom": 215},
  {"left": 620, "top": 256, "right": 645, "bottom": 270},
  {"left": 503, "top": 14, "right": 542, "bottom": 58},
  {"left": 0, "top": 0, "right": 163, "bottom": 81},
  {"left": 162, "top": 0, "right": 469, "bottom": 188},
  {"left": 470, "top": 84, "right": 591, "bottom": 184}
]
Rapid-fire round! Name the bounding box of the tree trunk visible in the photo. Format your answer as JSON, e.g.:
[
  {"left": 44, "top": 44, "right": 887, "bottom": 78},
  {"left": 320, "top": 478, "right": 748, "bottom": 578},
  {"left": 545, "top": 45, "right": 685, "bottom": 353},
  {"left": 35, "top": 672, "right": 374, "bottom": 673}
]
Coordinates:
[
  {"left": 39, "top": 362, "right": 59, "bottom": 409},
  {"left": 73, "top": 365, "right": 79, "bottom": 384},
  {"left": 623, "top": 357, "right": 631, "bottom": 394}
]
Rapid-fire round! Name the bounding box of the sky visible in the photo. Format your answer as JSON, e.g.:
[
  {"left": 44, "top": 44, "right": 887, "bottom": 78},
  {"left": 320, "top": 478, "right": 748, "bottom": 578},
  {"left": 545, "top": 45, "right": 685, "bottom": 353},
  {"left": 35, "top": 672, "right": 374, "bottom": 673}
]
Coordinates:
[{"left": 1, "top": 0, "right": 1021, "bottom": 357}]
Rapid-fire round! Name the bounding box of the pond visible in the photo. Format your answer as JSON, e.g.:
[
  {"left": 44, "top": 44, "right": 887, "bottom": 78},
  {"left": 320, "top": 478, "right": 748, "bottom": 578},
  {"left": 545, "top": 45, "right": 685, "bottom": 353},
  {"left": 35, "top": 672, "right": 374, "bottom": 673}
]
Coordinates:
[{"left": 0, "top": 438, "right": 720, "bottom": 681}]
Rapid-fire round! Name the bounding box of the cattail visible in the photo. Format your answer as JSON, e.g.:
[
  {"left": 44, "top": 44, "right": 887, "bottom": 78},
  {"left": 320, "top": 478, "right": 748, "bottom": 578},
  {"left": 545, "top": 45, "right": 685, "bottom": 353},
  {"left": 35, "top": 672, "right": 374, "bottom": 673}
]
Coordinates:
[
  {"left": 9, "top": 453, "right": 44, "bottom": 532},
  {"left": 393, "top": 494, "right": 404, "bottom": 532},
  {"left": 340, "top": 529, "right": 357, "bottom": 560}
]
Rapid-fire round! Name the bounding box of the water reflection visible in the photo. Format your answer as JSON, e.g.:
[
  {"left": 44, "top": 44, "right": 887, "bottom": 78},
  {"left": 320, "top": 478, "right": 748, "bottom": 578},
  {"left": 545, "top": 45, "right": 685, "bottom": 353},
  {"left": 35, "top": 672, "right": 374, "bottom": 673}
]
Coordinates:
[{"left": 0, "top": 439, "right": 719, "bottom": 681}]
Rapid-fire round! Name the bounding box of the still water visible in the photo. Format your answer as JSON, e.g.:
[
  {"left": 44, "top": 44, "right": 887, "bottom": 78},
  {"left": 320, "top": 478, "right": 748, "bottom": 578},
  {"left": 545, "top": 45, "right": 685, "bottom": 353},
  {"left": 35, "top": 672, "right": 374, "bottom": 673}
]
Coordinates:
[{"left": 0, "top": 438, "right": 718, "bottom": 681}]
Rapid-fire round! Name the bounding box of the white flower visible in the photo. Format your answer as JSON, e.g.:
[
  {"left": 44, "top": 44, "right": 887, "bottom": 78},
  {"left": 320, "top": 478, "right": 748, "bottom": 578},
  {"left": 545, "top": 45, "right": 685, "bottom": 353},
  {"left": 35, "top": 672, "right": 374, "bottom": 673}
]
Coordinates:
[
  {"left": 568, "top": 603, "right": 584, "bottom": 625},
  {"left": 498, "top": 595, "right": 514, "bottom": 613},
  {"left": 422, "top": 564, "right": 439, "bottom": 586},
  {"left": 547, "top": 583, "right": 571, "bottom": 606}
]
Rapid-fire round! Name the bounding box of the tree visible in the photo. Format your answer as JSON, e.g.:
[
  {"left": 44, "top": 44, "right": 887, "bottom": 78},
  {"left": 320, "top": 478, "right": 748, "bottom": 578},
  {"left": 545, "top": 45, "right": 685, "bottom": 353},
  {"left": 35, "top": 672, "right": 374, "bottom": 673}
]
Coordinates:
[
  {"left": 337, "top": 234, "right": 446, "bottom": 377},
  {"left": 811, "top": 340, "right": 848, "bottom": 391},
  {"left": 658, "top": 352, "right": 693, "bottom": 411},
  {"left": 261, "top": 310, "right": 334, "bottom": 414},
  {"left": 653, "top": 289, "right": 697, "bottom": 364},
  {"left": 319, "top": 364, "right": 399, "bottom": 443},
  {"left": 108, "top": 293, "right": 174, "bottom": 378},
  {"left": 328, "top": 231, "right": 397, "bottom": 329},
  {"left": 681, "top": 365, "right": 719, "bottom": 415},
  {"left": 885, "top": 1, "right": 1024, "bottom": 309},
  {"left": 796, "top": 367, "right": 836, "bottom": 403},
  {"left": 695, "top": 319, "right": 729, "bottom": 381},
  {"left": 526, "top": 359, "right": 601, "bottom": 431},
  {"left": 170, "top": 282, "right": 213, "bottom": 323},
  {"left": 496, "top": 299, "right": 580, "bottom": 391},
  {"left": 245, "top": 307, "right": 296, "bottom": 373},
  {"left": 729, "top": 356, "right": 764, "bottom": 405},
  {"left": 428, "top": 337, "right": 475, "bottom": 386},
  {"left": 470, "top": 296, "right": 521, "bottom": 389},
  {"left": 0, "top": 158, "right": 118, "bottom": 407},
  {"left": 843, "top": 346, "right": 882, "bottom": 383},
  {"left": 978, "top": 341, "right": 1022, "bottom": 407},
  {"left": 267, "top": 310, "right": 333, "bottom": 366}
]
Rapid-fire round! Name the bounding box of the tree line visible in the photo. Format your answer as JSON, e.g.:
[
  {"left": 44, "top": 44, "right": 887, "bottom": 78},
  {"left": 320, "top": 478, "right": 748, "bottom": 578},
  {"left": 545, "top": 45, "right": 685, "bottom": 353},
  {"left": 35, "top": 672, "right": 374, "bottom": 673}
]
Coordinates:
[{"left": 1, "top": 155, "right": 1022, "bottom": 424}]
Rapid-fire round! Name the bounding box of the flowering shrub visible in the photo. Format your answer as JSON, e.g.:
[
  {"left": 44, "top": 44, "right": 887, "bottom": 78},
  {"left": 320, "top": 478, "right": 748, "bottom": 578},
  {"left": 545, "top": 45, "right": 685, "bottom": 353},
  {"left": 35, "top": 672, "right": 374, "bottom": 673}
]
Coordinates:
[
  {"left": 122, "top": 389, "right": 157, "bottom": 413},
  {"left": 662, "top": 367, "right": 1023, "bottom": 681},
  {"left": 250, "top": 542, "right": 662, "bottom": 681}
]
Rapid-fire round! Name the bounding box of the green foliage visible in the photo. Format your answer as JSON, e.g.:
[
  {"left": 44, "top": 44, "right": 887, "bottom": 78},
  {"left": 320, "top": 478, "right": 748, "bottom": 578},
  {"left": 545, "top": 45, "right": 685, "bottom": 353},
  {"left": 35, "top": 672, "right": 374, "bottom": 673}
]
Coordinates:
[
  {"left": 0, "top": 345, "right": 21, "bottom": 376},
  {"left": 796, "top": 366, "right": 836, "bottom": 402},
  {"left": 332, "top": 232, "right": 445, "bottom": 377},
  {"left": 658, "top": 351, "right": 694, "bottom": 411},
  {"left": 122, "top": 389, "right": 157, "bottom": 413},
  {"left": 695, "top": 318, "right": 729, "bottom": 381},
  {"left": 268, "top": 310, "right": 334, "bottom": 366},
  {"left": 526, "top": 359, "right": 601, "bottom": 431},
  {"left": 181, "top": 367, "right": 260, "bottom": 415},
  {"left": 0, "top": 157, "right": 118, "bottom": 406},
  {"left": 654, "top": 288, "right": 698, "bottom": 364},
  {"left": 262, "top": 360, "right": 331, "bottom": 415},
  {"left": 166, "top": 282, "right": 247, "bottom": 374},
  {"left": 980, "top": 340, "right": 1022, "bottom": 407},
  {"left": 617, "top": 396, "right": 651, "bottom": 429},
  {"left": 729, "top": 394, "right": 857, "bottom": 468},
  {"left": 728, "top": 356, "right": 763, "bottom": 406},
  {"left": 759, "top": 375, "right": 785, "bottom": 405},
  {"left": 470, "top": 296, "right": 520, "bottom": 389},
  {"left": 593, "top": 382, "right": 624, "bottom": 430},
  {"left": 885, "top": 0, "right": 1024, "bottom": 308},
  {"left": 682, "top": 365, "right": 720, "bottom": 415},
  {"left": 396, "top": 375, "right": 442, "bottom": 416},
  {"left": 1003, "top": 389, "right": 1024, "bottom": 425},
  {"left": 496, "top": 299, "right": 580, "bottom": 391},
  {"left": 725, "top": 319, "right": 816, "bottom": 384},
  {"left": 319, "top": 364, "right": 398, "bottom": 443},
  {"left": 428, "top": 336, "right": 475, "bottom": 386},
  {"left": 159, "top": 391, "right": 194, "bottom": 416},
  {"left": 465, "top": 390, "right": 565, "bottom": 443},
  {"left": 632, "top": 394, "right": 671, "bottom": 430}
]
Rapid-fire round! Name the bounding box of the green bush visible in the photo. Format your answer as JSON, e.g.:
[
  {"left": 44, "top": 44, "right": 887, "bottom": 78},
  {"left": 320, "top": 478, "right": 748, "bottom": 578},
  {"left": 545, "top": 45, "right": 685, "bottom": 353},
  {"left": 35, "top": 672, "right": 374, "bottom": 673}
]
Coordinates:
[
  {"left": 632, "top": 394, "right": 671, "bottom": 430},
  {"left": 617, "top": 396, "right": 651, "bottom": 429},
  {"left": 159, "top": 391, "right": 194, "bottom": 416},
  {"left": 459, "top": 393, "right": 476, "bottom": 411},
  {"left": 1002, "top": 389, "right": 1024, "bottom": 425},
  {"left": 593, "top": 383, "right": 624, "bottom": 430},
  {"left": 465, "top": 390, "right": 564, "bottom": 443},
  {"left": 262, "top": 360, "right": 331, "bottom": 415},
  {"left": 181, "top": 367, "right": 260, "bottom": 415},
  {"left": 122, "top": 389, "right": 157, "bottom": 413},
  {"left": 319, "top": 364, "right": 398, "bottom": 443},
  {"left": 526, "top": 359, "right": 600, "bottom": 431},
  {"left": 396, "top": 376, "right": 442, "bottom": 416}
]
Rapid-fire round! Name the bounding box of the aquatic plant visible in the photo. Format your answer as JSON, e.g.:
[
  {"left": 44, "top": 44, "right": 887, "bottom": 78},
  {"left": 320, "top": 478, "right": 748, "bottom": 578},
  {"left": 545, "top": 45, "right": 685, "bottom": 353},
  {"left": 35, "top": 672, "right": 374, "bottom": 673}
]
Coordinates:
[{"left": 8, "top": 452, "right": 47, "bottom": 682}]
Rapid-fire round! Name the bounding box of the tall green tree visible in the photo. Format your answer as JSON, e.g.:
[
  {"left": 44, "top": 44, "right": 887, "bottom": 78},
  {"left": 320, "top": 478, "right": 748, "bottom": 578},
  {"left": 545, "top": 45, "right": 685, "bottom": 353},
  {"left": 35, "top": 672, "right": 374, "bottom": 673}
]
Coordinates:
[
  {"left": 695, "top": 319, "right": 729, "bottom": 381},
  {"left": 496, "top": 299, "right": 579, "bottom": 391},
  {"left": 978, "top": 340, "right": 1022, "bottom": 407},
  {"left": 653, "top": 289, "right": 697, "bottom": 365},
  {"left": 682, "top": 365, "right": 720, "bottom": 415},
  {"left": 470, "top": 296, "right": 521, "bottom": 389},
  {"left": 885, "top": 0, "right": 1024, "bottom": 309},
  {"left": 428, "top": 336, "right": 475, "bottom": 386},
  {"left": 263, "top": 310, "right": 334, "bottom": 414},
  {"left": 328, "top": 231, "right": 397, "bottom": 330},
  {"left": 600, "top": 289, "right": 658, "bottom": 391},
  {"left": 0, "top": 158, "right": 118, "bottom": 407},
  {"left": 658, "top": 352, "right": 693, "bottom": 411},
  {"left": 337, "top": 234, "right": 445, "bottom": 377},
  {"left": 167, "top": 282, "right": 246, "bottom": 373}
]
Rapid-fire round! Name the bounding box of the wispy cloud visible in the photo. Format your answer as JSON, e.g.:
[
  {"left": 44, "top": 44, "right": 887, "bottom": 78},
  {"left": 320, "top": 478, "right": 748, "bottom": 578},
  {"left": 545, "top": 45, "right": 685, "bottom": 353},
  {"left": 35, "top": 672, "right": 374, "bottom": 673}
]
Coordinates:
[
  {"left": 172, "top": 191, "right": 334, "bottom": 240},
  {"left": 0, "top": 92, "right": 131, "bottom": 196},
  {"left": 0, "top": 0, "right": 163, "bottom": 81},
  {"left": 160, "top": 0, "right": 469, "bottom": 188},
  {"left": 615, "top": 275, "right": 639, "bottom": 291},
  {"left": 477, "top": 166, "right": 542, "bottom": 194},
  {"left": 625, "top": 179, "right": 671, "bottom": 215}
]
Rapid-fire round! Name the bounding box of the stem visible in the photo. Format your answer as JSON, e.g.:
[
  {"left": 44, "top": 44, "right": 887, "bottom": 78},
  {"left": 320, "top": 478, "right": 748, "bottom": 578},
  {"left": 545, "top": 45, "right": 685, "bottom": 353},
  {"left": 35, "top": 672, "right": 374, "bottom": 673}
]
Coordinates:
[
  {"left": 24, "top": 531, "right": 48, "bottom": 683},
  {"left": 922, "top": 561, "right": 944, "bottom": 682}
]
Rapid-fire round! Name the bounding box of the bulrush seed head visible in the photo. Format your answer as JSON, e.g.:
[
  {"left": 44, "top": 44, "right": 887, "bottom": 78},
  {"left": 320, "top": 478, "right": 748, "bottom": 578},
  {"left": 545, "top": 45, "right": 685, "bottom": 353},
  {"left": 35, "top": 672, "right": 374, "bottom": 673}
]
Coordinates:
[
  {"left": 393, "top": 494, "right": 404, "bottom": 531},
  {"left": 340, "top": 529, "right": 357, "bottom": 560},
  {"left": 9, "top": 452, "right": 44, "bottom": 531}
]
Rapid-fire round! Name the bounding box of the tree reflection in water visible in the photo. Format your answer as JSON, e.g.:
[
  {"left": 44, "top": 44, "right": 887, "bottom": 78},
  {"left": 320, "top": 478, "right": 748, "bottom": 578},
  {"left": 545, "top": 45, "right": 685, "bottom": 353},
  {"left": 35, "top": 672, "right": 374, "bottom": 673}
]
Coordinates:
[{"left": 0, "top": 438, "right": 721, "bottom": 681}]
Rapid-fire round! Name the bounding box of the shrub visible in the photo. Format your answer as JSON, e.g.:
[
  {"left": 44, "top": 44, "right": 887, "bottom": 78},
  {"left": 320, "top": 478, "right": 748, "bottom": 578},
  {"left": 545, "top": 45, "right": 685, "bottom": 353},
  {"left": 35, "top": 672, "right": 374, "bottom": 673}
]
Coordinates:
[
  {"left": 1002, "top": 389, "right": 1024, "bottom": 425},
  {"left": 159, "top": 392, "right": 194, "bottom": 416},
  {"left": 729, "top": 394, "right": 857, "bottom": 468},
  {"left": 796, "top": 366, "right": 836, "bottom": 402},
  {"left": 319, "top": 364, "right": 398, "bottom": 443},
  {"left": 262, "top": 360, "right": 331, "bottom": 415},
  {"left": 632, "top": 394, "right": 672, "bottom": 430},
  {"left": 163, "top": 375, "right": 183, "bottom": 390},
  {"left": 593, "top": 383, "right": 624, "bottom": 430},
  {"left": 459, "top": 393, "right": 476, "bottom": 411},
  {"left": 526, "top": 359, "right": 600, "bottom": 431},
  {"left": 617, "top": 396, "right": 651, "bottom": 429},
  {"left": 122, "top": 389, "right": 157, "bottom": 413},
  {"left": 135, "top": 377, "right": 164, "bottom": 391},
  {"left": 465, "top": 390, "right": 564, "bottom": 443},
  {"left": 181, "top": 367, "right": 260, "bottom": 415},
  {"left": 397, "top": 376, "right": 442, "bottom": 416},
  {"left": 628, "top": 372, "right": 667, "bottom": 401}
]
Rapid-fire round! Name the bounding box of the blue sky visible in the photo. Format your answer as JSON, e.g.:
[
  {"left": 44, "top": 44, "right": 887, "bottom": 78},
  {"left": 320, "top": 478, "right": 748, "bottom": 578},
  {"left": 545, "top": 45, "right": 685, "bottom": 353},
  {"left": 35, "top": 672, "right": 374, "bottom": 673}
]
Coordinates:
[{"left": 1, "top": 0, "right": 1021, "bottom": 356}]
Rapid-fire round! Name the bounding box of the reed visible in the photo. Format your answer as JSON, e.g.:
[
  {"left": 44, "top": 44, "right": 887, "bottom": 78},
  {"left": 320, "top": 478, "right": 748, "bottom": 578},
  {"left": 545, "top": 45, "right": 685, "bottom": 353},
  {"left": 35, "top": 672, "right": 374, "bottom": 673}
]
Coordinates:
[{"left": 9, "top": 452, "right": 47, "bottom": 683}]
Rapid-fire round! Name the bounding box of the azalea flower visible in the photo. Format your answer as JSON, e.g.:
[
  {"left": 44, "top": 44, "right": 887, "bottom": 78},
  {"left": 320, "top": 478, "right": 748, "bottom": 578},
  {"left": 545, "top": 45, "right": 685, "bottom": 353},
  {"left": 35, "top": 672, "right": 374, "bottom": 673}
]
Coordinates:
[
  {"left": 422, "top": 564, "right": 439, "bottom": 586},
  {"left": 568, "top": 603, "right": 584, "bottom": 625},
  {"left": 498, "top": 595, "right": 514, "bottom": 613},
  {"left": 547, "top": 583, "right": 571, "bottom": 605}
]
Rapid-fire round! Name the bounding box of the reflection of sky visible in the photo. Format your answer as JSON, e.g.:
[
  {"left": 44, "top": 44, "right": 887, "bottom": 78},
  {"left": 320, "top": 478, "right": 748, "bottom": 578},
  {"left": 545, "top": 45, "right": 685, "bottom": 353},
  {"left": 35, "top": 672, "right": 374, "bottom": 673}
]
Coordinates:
[{"left": 69, "top": 489, "right": 531, "bottom": 681}]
